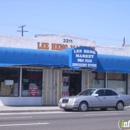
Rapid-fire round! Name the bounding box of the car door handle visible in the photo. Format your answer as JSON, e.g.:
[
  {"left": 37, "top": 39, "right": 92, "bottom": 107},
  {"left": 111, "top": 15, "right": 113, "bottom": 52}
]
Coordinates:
[
  {"left": 115, "top": 97, "right": 118, "bottom": 98},
  {"left": 103, "top": 97, "right": 106, "bottom": 99}
]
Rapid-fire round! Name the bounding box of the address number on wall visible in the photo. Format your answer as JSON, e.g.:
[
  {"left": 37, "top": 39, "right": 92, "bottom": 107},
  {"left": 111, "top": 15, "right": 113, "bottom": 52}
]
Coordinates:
[{"left": 63, "top": 39, "right": 73, "bottom": 43}]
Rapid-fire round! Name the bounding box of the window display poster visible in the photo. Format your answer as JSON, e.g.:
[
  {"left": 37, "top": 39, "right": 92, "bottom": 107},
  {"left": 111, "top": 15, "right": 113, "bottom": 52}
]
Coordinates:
[
  {"left": 62, "top": 76, "right": 69, "bottom": 97},
  {"left": 29, "top": 83, "right": 38, "bottom": 96},
  {"left": 4, "top": 80, "right": 14, "bottom": 85},
  {"left": 12, "top": 83, "right": 19, "bottom": 97}
]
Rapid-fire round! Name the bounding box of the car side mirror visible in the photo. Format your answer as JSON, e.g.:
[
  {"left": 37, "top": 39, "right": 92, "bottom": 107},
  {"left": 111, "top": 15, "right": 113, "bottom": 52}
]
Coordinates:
[{"left": 93, "top": 94, "right": 99, "bottom": 97}]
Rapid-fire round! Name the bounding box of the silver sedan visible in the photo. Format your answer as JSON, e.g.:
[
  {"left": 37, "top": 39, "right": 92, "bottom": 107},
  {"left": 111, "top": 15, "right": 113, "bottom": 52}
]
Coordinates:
[{"left": 58, "top": 88, "right": 130, "bottom": 112}]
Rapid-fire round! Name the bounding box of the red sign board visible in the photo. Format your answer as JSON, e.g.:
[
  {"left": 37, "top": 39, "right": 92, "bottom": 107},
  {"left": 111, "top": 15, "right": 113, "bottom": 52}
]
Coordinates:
[
  {"left": 29, "top": 87, "right": 38, "bottom": 96},
  {"left": 62, "top": 91, "right": 69, "bottom": 97}
]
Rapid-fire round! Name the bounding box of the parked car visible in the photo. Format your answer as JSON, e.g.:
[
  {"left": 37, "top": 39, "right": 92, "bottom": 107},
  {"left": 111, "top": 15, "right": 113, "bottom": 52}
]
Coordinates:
[{"left": 58, "top": 88, "right": 130, "bottom": 112}]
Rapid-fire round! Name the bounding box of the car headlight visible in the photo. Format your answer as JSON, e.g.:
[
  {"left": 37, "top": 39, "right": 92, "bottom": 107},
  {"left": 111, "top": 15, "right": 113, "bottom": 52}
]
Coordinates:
[
  {"left": 59, "top": 98, "right": 62, "bottom": 103},
  {"left": 69, "top": 98, "right": 75, "bottom": 103}
]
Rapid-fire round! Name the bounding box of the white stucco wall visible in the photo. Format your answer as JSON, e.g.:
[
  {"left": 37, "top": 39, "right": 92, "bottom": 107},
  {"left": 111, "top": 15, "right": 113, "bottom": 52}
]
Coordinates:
[
  {"left": 36, "top": 34, "right": 95, "bottom": 49},
  {"left": 0, "top": 35, "right": 37, "bottom": 49},
  {"left": 0, "top": 34, "right": 95, "bottom": 50},
  {"left": 96, "top": 44, "right": 130, "bottom": 56},
  {"left": 1, "top": 34, "right": 130, "bottom": 56}
]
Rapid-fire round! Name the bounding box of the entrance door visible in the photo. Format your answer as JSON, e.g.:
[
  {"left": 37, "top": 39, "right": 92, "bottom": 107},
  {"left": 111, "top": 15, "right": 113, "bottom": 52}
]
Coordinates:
[
  {"left": 69, "top": 74, "right": 81, "bottom": 96},
  {"left": 62, "top": 70, "right": 81, "bottom": 96}
]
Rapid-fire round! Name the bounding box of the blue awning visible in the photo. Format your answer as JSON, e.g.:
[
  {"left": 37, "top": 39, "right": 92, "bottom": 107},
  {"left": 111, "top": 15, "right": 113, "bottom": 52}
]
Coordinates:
[
  {"left": 1, "top": 47, "right": 130, "bottom": 73},
  {"left": 0, "top": 47, "right": 69, "bottom": 67},
  {"left": 96, "top": 54, "right": 130, "bottom": 73}
]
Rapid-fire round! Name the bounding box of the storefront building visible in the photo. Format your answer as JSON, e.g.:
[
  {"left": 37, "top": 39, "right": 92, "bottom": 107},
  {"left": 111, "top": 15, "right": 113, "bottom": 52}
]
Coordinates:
[{"left": 0, "top": 34, "right": 130, "bottom": 106}]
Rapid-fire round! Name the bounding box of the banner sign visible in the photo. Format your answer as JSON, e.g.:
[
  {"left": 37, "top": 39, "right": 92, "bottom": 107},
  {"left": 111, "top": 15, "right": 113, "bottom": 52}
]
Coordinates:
[
  {"left": 70, "top": 46, "right": 97, "bottom": 69},
  {"left": 62, "top": 76, "right": 69, "bottom": 97},
  {"left": 29, "top": 87, "right": 38, "bottom": 96}
]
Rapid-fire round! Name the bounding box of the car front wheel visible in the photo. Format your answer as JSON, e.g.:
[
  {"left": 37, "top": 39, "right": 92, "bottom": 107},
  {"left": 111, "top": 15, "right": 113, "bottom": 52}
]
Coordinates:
[
  {"left": 115, "top": 101, "right": 124, "bottom": 110},
  {"left": 79, "top": 101, "right": 88, "bottom": 112}
]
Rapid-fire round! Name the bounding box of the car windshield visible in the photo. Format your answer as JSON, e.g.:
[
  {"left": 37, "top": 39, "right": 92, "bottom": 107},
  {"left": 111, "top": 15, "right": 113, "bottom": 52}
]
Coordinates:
[{"left": 78, "top": 89, "right": 96, "bottom": 96}]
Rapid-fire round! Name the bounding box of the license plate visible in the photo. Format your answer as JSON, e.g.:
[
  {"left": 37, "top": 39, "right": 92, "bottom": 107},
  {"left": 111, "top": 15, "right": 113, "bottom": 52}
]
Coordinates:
[{"left": 62, "top": 104, "right": 65, "bottom": 107}]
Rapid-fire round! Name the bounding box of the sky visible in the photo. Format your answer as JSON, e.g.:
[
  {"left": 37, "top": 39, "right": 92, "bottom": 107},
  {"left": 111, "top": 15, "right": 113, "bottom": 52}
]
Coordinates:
[{"left": 0, "top": 0, "right": 130, "bottom": 47}]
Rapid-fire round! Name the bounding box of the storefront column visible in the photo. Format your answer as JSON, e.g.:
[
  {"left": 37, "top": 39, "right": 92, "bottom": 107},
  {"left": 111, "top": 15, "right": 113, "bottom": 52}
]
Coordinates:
[
  {"left": 81, "top": 70, "right": 85, "bottom": 90},
  {"left": 19, "top": 68, "right": 22, "bottom": 97},
  {"left": 82, "top": 70, "right": 91, "bottom": 90},
  {"left": 54, "top": 69, "right": 62, "bottom": 105},
  {"left": 127, "top": 74, "right": 130, "bottom": 95},
  {"left": 88, "top": 71, "right": 92, "bottom": 88},
  {"left": 50, "top": 67, "right": 54, "bottom": 105},
  {"left": 105, "top": 72, "right": 107, "bottom": 88},
  {"left": 42, "top": 68, "right": 44, "bottom": 105},
  {"left": 126, "top": 74, "right": 128, "bottom": 94}
]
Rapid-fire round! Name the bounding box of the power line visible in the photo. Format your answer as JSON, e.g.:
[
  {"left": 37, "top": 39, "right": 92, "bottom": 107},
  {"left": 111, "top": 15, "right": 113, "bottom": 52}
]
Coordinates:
[{"left": 17, "top": 25, "right": 28, "bottom": 37}]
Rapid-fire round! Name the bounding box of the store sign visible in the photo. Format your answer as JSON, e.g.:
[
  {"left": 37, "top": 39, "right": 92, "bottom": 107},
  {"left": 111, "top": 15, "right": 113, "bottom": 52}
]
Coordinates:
[
  {"left": 70, "top": 46, "right": 97, "bottom": 69},
  {"left": 29, "top": 87, "right": 38, "bottom": 96},
  {"left": 37, "top": 42, "right": 95, "bottom": 51}
]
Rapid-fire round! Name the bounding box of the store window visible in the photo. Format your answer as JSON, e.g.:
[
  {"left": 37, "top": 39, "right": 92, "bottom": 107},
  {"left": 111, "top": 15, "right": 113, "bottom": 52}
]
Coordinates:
[
  {"left": 0, "top": 68, "right": 20, "bottom": 97},
  {"left": 107, "top": 73, "right": 127, "bottom": 94},
  {"left": 22, "top": 68, "right": 42, "bottom": 97},
  {"left": 92, "top": 71, "right": 105, "bottom": 88}
]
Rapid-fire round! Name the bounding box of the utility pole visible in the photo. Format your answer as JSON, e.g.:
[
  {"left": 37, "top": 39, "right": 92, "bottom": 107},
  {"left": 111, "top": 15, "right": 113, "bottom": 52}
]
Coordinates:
[
  {"left": 17, "top": 25, "right": 28, "bottom": 37},
  {"left": 122, "top": 37, "right": 125, "bottom": 47},
  {"left": 123, "top": 37, "right": 125, "bottom": 45}
]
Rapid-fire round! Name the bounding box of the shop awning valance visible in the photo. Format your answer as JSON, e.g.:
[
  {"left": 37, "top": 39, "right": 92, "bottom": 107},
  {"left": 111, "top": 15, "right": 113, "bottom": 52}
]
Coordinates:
[
  {"left": 1, "top": 47, "right": 130, "bottom": 73},
  {"left": 0, "top": 47, "right": 69, "bottom": 67},
  {"left": 96, "top": 54, "right": 130, "bottom": 73}
]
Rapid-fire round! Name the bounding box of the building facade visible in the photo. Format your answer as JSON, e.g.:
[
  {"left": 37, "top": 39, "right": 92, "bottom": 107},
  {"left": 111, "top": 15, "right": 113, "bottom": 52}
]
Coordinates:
[{"left": 0, "top": 34, "right": 130, "bottom": 106}]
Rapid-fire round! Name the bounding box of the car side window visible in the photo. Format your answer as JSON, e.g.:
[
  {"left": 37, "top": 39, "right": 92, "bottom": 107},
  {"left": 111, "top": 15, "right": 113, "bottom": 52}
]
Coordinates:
[
  {"left": 96, "top": 90, "right": 105, "bottom": 96},
  {"left": 105, "top": 90, "right": 113, "bottom": 96},
  {"left": 112, "top": 91, "right": 118, "bottom": 96},
  {"left": 105, "top": 90, "right": 118, "bottom": 96}
]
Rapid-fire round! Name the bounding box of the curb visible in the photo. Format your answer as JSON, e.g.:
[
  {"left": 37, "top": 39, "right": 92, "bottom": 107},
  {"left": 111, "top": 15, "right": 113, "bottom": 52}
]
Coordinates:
[{"left": 0, "top": 109, "right": 61, "bottom": 113}]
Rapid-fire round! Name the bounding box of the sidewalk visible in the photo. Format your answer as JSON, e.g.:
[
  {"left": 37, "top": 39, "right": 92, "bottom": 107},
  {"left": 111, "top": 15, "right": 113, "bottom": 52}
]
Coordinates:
[
  {"left": 0, "top": 106, "right": 61, "bottom": 113},
  {"left": 0, "top": 105, "right": 129, "bottom": 113}
]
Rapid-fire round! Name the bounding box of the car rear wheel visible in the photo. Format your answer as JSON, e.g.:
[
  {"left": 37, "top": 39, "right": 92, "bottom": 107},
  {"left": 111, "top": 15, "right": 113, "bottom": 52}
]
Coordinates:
[
  {"left": 79, "top": 101, "right": 88, "bottom": 112},
  {"left": 115, "top": 101, "right": 124, "bottom": 110}
]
